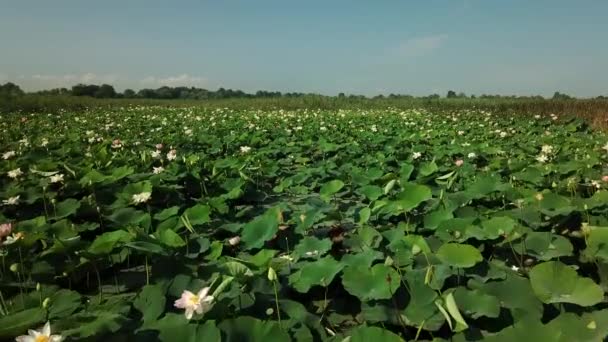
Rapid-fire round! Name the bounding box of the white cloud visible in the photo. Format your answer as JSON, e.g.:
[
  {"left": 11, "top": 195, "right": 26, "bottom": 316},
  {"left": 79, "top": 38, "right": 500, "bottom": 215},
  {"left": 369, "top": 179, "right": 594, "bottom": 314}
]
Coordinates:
[
  {"left": 395, "top": 34, "right": 448, "bottom": 58},
  {"left": 140, "top": 74, "right": 208, "bottom": 87}
]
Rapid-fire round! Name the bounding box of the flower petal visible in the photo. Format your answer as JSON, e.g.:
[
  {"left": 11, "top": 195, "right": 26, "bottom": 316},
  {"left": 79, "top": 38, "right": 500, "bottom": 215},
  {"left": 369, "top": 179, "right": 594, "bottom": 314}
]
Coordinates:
[
  {"left": 15, "top": 336, "right": 35, "bottom": 342},
  {"left": 185, "top": 308, "right": 194, "bottom": 320},
  {"left": 50, "top": 335, "right": 64, "bottom": 342},
  {"left": 197, "top": 287, "right": 210, "bottom": 299},
  {"left": 42, "top": 322, "right": 51, "bottom": 336}
]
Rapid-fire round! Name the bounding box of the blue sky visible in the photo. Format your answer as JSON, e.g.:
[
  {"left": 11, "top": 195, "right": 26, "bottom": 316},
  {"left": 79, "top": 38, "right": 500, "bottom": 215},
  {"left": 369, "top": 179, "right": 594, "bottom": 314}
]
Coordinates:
[{"left": 1, "top": 0, "right": 607, "bottom": 97}]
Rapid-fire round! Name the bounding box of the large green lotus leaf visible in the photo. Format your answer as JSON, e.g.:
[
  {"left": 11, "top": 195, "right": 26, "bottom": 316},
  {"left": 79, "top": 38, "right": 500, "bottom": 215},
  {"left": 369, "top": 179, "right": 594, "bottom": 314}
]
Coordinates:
[
  {"left": 357, "top": 185, "right": 383, "bottom": 201},
  {"left": 451, "top": 287, "right": 500, "bottom": 319},
  {"left": 399, "top": 163, "right": 414, "bottom": 182},
  {"left": 424, "top": 208, "right": 454, "bottom": 230},
  {"left": 403, "top": 270, "right": 441, "bottom": 328},
  {"left": 342, "top": 264, "right": 400, "bottom": 301},
  {"left": 434, "top": 218, "right": 477, "bottom": 242},
  {"left": 514, "top": 232, "right": 573, "bottom": 260},
  {"left": 0, "top": 308, "right": 46, "bottom": 338},
  {"left": 539, "top": 192, "right": 575, "bottom": 217},
  {"left": 393, "top": 182, "right": 432, "bottom": 212},
  {"left": 144, "top": 313, "right": 197, "bottom": 342},
  {"left": 133, "top": 284, "right": 166, "bottom": 325},
  {"left": 465, "top": 175, "right": 508, "bottom": 199},
  {"left": 288, "top": 256, "right": 344, "bottom": 293},
  {"left": 529, "top": 261, "right": 604, "bottom": 306},
  {"left": 108, "top": 207, "right": 151, "bottom": 229},
  {"left": 241, "top": 207, "right": 281, "bottom": 250},
  {"left": 319, "top": 179, "right": 345, "bottom": 202},
  {"left": 512, "top": 167, "right": 544, "bottom": 185},
  {"left": 581, "top": 226, "right": 608, "bottom": 262},
  {"left": 295, "top": 207, "right": 326, "bottom": 234},
  {"left": 194, "top": 321, "right": 222, "bottom": 342},
  {"left": 182, "top": 204, "right": 211, "bottom": 226},
  {"left": 584, "top": 191, "right": 608, "bottom": 210},
  {"left": 154, "top": 206, "right": 180, "bottom": 221},
  {"left": 341, "top": 249, "right": 384, "bottom": 269},
  {"left": 485, "top": 310, "right": 608, "bottom": 342},
  {"left": 468, "top": 273, "right": 543, "bottom": 320},
  {"left": 544, "top": 311, "right": 608, "bottom": 342},
  {"left": 293, "top": 236, "right": 332, "bottom": 260},
  {"left": 48, "top": 289, "right": 82, "bottom": 319},
  {"left": 344, "top": 226, "right": 383, "bottom": 250},
  {"left": 61, "top": 311, "right": 128, "bottom": 338},
  {"left": 346, "top": 325, "right": 404, "bottom": 342},
  {"left": 418, "top": 160, "right": 438, "bottom": 177},
  {"left": 156, "top": 228, "right": 186, "bottom": 247},
  {"left": 480, "top": 216, "right": 516, "bottom": 239},
  {"left": 218, "top": 316, "right": 290, "bottom": 342},
  {"left": 436, "top": 243, "right": 483, "bottom": 268},
  {"left": 483, "top": 319, "right": 561, "bottom": 342},
  {"left": 88, "top": 230, "right": 133, "bottom": 255},
  {"left": 51, "top": 198, "right": 81, "bottom": 220}
]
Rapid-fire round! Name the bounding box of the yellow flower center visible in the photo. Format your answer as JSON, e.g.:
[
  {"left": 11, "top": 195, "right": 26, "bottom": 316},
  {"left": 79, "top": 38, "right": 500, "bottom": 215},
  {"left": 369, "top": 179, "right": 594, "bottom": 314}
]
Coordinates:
[
  {"left": 189, "top": 295, "right": 199, "bottom": 305},
  {"left": 35, "top": 336, "right": 50, "bottom": 342}
]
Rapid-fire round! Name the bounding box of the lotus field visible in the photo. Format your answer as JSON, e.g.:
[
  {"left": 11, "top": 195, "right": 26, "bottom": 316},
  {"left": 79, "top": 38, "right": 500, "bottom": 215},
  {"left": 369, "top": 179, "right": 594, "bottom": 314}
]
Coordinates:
[{"left": 2, "top": 107, "right": 608, "bottom": 341}]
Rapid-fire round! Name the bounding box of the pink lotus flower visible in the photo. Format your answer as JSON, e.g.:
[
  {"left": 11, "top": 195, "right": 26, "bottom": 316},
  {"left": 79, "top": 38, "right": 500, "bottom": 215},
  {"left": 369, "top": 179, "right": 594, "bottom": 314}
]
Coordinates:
[
  {"left": 455, "top": 159, "right": 464, "bottom": 167},
  {"left": 155, "top": 143, "right": 164, "bottom": 150},
  {"left": 0, "top": 223, "right": 12, "bottom": 239},
  {"left": 602, "top": 175, "right": 608, "bottom": 182},
  {"left": 111, "top": 139, "right": 122, "bottom": 149},
  {"left": 174, "top": 287, "right": 214, "bottom": 320}
]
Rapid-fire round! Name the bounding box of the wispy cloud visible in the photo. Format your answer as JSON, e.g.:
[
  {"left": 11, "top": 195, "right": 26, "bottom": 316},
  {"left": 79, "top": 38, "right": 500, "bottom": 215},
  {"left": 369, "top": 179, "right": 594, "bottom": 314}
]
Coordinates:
[
  {"left": 140, "top": 74, "right": 208, "bottom": 87},
  {"left": 395, "top": 34, "right": 448, "bottom": 58}
]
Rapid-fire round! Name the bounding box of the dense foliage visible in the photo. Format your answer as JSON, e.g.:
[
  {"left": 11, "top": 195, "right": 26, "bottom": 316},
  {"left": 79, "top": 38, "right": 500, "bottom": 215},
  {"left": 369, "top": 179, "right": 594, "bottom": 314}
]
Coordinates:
[{"left": 1, "top": 107, "right": 608, "bottom": 341}]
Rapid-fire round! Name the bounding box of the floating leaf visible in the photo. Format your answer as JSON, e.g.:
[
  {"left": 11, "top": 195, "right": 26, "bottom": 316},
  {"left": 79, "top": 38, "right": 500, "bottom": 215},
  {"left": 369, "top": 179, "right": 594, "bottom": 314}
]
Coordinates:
[{"left": 529, "top": 261, "right": 604, "bottom": 306}]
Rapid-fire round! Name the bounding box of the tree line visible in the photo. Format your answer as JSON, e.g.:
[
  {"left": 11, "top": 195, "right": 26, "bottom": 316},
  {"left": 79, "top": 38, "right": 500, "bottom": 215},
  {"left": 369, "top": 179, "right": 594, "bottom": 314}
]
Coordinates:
[{"left": 1, "top": 82, "right": 606, "bottom": 100}]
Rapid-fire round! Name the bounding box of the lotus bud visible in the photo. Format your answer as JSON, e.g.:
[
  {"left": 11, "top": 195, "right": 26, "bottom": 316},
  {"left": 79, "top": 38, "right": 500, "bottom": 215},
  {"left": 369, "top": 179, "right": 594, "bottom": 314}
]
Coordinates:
[
  {"left": 42, "top": 297, "right": 51, "bottom": 308},
  {"left": 267, "top": 267, "right": 278, "bottom": 282}
]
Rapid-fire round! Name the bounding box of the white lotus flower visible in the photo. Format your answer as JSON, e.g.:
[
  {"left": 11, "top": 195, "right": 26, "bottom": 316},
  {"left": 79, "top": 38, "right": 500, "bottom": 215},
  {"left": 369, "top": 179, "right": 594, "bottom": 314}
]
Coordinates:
[
  {"left": 3, "top": 232, "right": 24, "bottom": 246},
  {"left": 49, "top": 174, "right": 64, "bottom": 184},
  {"left": 536, "top": 154, "right": 549, "bottom": 163},
  {"left": 151, "top": 150, "right": 161, "bottom": 159},
  {"left": 412, "top": 152, "right": 422, "bottom": 160},
  {"left": 166, "top": 149, "right": 177, "bottom": 161},
  {"left": 132, "top": 192, "right": 152, "bottom": 204},
  {"left": 174, "top": 287, "right": 214, "bottom": 320},
  {"left": 511, "top": 265, "right": 520, "bottom": 272},
  {"left": 499, "top": 131, "right": 507, "bottom": 138},
  {"left": 152, "top": 166, "right": 164, "bottom": 174},
  {"left": 240, "top": 146, "right": 252, "bottom": 154},
  {"left": 15, "top": 321, "right": 63, "bottom": 342},
  {"left": 3, "top": 195, "right": 20, "bottom": 206},
  {"left": 541, "top": 145, "right": 553, "bottom": 154},
  {"left": 467, "top": 152, "right": 476, "bottom": 159},
  {"left": 7, "top": 168, "right": 23, "bottom": 179},
  {"left": 41, "top": 138, "right": 49, "bottom": 147},
  {"left": 2, "top": 151, "right": 16, "bottom": 159},
  {"left": 228, "top": 236, "right": 241, "bottom": 246}
]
